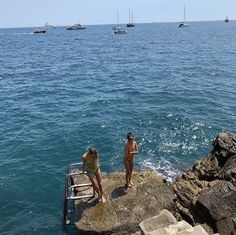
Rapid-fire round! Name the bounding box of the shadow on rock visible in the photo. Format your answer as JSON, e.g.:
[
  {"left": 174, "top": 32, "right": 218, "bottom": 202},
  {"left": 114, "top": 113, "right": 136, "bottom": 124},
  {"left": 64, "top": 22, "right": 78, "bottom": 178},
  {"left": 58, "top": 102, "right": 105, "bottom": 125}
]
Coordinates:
[{"left": 111, "top": 186, "right": 128, "bottom": 199}]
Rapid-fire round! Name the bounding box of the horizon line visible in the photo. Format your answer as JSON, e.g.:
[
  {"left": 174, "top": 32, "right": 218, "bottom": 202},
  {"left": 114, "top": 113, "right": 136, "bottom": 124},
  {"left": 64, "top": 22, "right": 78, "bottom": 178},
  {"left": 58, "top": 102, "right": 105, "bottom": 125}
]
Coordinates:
[{"left": 0, "top": 19, "right": 235, "bottom": 29}]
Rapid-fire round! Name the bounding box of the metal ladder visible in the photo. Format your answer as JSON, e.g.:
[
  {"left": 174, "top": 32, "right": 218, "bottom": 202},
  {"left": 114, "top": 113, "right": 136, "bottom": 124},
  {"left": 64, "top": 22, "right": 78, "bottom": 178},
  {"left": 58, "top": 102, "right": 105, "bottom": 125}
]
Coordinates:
[{"left": 63, "top": 162, "right": 95, "bottom": 225}]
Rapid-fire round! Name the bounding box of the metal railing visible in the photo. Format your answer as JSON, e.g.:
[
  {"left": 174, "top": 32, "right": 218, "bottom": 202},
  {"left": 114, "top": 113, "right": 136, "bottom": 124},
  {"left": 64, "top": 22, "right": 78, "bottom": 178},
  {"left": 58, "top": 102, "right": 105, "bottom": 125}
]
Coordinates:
[{"left": 63, "top": 162, "right": 95, "bottom": 225}]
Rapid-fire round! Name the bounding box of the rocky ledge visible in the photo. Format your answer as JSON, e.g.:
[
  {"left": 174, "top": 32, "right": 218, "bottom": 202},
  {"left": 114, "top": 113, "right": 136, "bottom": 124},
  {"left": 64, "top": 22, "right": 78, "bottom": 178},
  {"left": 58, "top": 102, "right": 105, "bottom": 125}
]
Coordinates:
[
  {"left": 71, "top": 132, "right": 236, "bottom": 235},
  {"left": 172, "top": 132, "right": 236, "bottom": 235}
]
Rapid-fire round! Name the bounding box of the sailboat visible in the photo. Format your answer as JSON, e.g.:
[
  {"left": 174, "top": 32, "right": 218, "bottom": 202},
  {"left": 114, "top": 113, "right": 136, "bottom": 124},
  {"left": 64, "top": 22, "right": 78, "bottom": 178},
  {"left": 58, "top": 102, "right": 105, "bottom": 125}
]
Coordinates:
[
  {"left": 225, "top": 16, "right": 229, "bottom": 22},
  {"left": 178, "top": 5, "right": 189, "bottom": 28},
  {"left": 114, "top": 11, "right": 127, "bottom": 34},
  {"left": 127, "top": 9, "right": 135, "bottom": 27}
]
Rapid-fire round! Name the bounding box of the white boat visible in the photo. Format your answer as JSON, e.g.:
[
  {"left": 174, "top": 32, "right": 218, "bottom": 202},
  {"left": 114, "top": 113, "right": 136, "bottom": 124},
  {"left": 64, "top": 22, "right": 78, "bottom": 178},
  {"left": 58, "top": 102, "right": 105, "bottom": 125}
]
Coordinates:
[
  {"left": 114, "top": 11, "right": 127, "bottom": 34},
  {"left": 66, "top": 23, "right": 86, "bottom": 30},
  {"left": 127, "top": 9, "right": 135, "bottom": 27},
  {"left": 178, "top": 5, "right": 189, "bottom": 28},
  {"left": 44, "top": 22, "right": 56, "bottom": 29}
]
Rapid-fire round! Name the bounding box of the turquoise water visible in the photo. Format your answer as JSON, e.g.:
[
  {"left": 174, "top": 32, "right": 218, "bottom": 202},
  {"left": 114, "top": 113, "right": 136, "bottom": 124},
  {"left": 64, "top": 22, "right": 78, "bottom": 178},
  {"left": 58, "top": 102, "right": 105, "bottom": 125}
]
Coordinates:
[{"left": 0, "top": 22, "right": 236, "bottom": 234}]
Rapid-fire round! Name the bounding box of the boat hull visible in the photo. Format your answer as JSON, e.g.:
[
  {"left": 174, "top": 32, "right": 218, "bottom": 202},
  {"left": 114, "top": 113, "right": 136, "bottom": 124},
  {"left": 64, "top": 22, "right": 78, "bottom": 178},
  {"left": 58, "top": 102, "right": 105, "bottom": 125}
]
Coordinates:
[
  {"left": 33, "top": 30, "right": 46, "bottom": 34},
  {"left": 66, "top": 26, "right": 86, "bottom": 30},
  {"left": 178, "top": 23, "right": 189, "bottom": 28},
  {"left": 127, "top": 23, "right": 135, "bottom": 27},
  {"left": 114, "top": 30, "right": 127, "bottom": 34}
]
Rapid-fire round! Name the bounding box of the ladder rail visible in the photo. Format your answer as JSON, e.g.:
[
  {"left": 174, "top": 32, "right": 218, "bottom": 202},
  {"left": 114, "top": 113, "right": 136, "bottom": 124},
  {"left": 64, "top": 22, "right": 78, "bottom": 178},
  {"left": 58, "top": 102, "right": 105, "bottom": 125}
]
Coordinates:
[{"left": 63, "top": 162, "right": 95, "bottom": 225}]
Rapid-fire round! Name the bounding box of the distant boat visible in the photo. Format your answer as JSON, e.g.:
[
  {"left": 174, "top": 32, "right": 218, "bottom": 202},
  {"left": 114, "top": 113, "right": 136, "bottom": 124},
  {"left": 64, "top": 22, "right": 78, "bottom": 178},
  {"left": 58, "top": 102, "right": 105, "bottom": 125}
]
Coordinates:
[
  {"left": 127, "top": 9, "right": 135, "bottom": 27},
  {"left": 114, "top": 10, "right": 127, "bottom": 34},
  {"left": 33, "top": 28, "right": 46, "bottom": 34},
  {"left": 225, "top": 16, "right": 229, "bottom": 22},
  {"left": 66, "top": 23, "right": 86, "bottom": 30},
  {"left": 44, "top": 22, "right": 56, "bottom": 29},
  {"left": 178, "top": 5, "right": 189, "bottom": 28}
]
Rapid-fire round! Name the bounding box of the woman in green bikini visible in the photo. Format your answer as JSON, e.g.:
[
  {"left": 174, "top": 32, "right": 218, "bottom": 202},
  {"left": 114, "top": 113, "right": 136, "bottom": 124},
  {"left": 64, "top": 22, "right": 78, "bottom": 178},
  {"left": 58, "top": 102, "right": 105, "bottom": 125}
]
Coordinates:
[{"left": 82, "top": 147, "right": 106, "bottom": 203}]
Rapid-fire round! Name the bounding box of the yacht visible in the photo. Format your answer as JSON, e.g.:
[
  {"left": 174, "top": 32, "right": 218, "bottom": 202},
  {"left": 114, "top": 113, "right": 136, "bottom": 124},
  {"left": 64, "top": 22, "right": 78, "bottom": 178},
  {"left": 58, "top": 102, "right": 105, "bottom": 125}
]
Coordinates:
[
  {"left": 66, "top": 24, "right": 86, "bottom": 30},
  {"left": 33, "top": 28, "right": 46, "bottom": 34},
  {"left": 44, "top": 22, "right": 56, "bottom": 29}
]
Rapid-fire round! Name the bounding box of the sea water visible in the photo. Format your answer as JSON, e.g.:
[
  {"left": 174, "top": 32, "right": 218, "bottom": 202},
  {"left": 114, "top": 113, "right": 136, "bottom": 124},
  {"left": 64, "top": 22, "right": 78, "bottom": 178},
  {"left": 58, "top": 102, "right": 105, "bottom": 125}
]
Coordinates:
[{"left": 0, "top": 22, "right": 236, "bottom": 234}]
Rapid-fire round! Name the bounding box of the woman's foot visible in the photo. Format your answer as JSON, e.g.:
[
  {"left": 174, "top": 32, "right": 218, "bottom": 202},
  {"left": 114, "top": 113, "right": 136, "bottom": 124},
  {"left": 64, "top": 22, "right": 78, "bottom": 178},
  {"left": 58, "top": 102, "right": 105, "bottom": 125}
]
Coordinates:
[
  {"left": 126, "top": 183, "right": 132, "bottom": 188},
  {"left": 99, "top": 196, "right": 106, "bottom": 204},
  {"left": 130, "top": 181, "right": 134, "bottom": 186}
]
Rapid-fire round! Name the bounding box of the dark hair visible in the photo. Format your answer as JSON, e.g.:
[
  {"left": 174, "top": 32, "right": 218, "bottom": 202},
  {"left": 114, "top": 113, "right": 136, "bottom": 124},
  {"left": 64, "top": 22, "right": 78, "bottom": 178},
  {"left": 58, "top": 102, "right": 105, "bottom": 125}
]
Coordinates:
[{"left": 127, "top": 132, "right": 134, "bottom": 140}]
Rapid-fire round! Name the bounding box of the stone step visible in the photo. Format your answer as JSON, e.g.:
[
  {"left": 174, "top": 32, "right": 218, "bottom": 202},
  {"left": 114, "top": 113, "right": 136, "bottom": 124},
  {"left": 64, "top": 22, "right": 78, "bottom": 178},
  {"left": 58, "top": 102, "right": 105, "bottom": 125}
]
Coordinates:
[{"left": 177, "top": 225, "right": 209, "bottom": 235}]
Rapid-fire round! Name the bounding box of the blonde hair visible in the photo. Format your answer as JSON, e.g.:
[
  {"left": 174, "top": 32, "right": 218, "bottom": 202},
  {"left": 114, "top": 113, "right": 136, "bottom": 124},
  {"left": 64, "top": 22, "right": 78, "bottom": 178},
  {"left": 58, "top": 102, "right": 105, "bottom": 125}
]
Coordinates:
[{"left": 88, "top": 147, "right": 98, "bottom": 158}]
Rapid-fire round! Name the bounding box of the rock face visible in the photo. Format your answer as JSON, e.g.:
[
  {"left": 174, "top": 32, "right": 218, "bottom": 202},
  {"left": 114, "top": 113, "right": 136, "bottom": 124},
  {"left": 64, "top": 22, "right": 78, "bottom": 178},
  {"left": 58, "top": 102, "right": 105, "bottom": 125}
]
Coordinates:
[
  {"left": 172, "top": 132, "right": 236, "bottom": 235},
  {"left": 73, "top": 171, "right": 176, "bottom": 234}
]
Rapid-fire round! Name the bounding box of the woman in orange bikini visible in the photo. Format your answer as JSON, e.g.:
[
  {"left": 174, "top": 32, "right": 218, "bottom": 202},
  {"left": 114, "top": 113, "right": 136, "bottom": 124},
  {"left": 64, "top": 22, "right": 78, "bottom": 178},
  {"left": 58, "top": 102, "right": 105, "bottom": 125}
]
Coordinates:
[
  {"left": 123, "top": 132, "right": 139, "bottom": 188},
  {"left": 82, "top": 147, "right": 106, "bottom": 203}
]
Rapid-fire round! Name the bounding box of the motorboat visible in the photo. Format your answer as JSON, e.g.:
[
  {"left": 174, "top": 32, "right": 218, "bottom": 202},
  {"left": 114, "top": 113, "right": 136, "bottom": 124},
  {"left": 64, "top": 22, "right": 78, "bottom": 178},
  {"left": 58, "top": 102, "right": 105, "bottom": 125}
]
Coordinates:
[
  {"left": 66, "top": 24, "right": 86, "bottom": 30},
  {"left": 33, "top": 28, "right": 46, "bottom": 34},
  {"left": 44, "top": 22, "right": 56, "bottom": 29},
  {"left": 225, "top": 16, "right": 229, "bottom": 22}
]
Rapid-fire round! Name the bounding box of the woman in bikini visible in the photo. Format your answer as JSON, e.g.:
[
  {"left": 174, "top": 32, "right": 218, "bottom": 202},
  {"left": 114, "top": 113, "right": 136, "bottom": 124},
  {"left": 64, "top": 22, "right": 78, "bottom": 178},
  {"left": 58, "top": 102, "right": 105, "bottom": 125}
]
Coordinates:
[
  {"left": 123, "top": 132, "right": 139, "bottom": 188},
  {"left": 82, "top": 147, "right": 106, "bottom": 203}
]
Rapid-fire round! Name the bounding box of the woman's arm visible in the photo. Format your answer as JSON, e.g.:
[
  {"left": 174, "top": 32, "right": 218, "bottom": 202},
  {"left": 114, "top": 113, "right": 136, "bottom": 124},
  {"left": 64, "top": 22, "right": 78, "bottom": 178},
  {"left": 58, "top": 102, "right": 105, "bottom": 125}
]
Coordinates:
[
  {"left": 82, "top": 153, "right": 86, "bottom": 173},
  {"left": 130, "top": 141, "right": 139, "bottom": 154},
  {"left": 125, "top": 143, "right": 129, "bottom": 156}
]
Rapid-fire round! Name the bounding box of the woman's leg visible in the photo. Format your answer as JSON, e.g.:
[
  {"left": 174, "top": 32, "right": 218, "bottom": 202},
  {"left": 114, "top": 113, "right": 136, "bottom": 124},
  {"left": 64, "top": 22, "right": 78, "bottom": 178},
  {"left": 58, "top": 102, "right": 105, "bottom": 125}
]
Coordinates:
[
  {"left": 95, "top": 168, "right": 106, "bottom": 203},
  {"left": 87, "top": 172, "right": 101, "bottom": 197},
  {"left": 129, "top": 159, "right": 134, "bottom": 186},
  {"left": 124, "top": 158, "right": 132, "bottom": 187}
]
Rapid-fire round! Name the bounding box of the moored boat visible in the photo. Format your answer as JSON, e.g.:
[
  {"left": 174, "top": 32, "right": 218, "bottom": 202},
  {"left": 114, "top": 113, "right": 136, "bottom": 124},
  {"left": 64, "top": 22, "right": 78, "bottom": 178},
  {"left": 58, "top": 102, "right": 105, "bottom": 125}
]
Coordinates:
[
  {"left": 178, "top": 5, "right": 189, "bottom": 28},
  {"left": 225, "top": 16, "right": 229, "bottom": 22},
  {"left": 114, "top": 11, "right": 127, "bottom": 34},
  {"left": 66, "top": 24, "right": 86, "bottom": 30},
  {"left": 127, "top": 9, "right": 135, "bottom": 27},
  {"left": 33, "top": 28, "right": 46, "bottom": 34}
]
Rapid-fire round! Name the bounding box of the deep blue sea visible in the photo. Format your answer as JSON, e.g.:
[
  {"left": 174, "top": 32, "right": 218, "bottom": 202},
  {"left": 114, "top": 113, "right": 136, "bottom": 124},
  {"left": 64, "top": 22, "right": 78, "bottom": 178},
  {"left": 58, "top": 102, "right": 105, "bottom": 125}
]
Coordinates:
[{"left": 0, "top": 21, "right": 236, "bottom": 234}]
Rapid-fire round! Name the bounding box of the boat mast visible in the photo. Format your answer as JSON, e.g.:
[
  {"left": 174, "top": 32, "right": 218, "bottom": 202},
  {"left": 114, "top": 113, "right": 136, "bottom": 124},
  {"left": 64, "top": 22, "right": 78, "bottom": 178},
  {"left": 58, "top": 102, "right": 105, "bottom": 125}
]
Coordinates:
[
  {"left": 117, "top": 10, "right": 120, "bottom": 27},
  {"left": 129, "top": 8, "right": 131, "bottom": 24},
  {"left": 131, "top": 9, "right": 135, "bottom": 24},
  {"left": 184, "top": 5, "right": 186, "bottom": 22}
]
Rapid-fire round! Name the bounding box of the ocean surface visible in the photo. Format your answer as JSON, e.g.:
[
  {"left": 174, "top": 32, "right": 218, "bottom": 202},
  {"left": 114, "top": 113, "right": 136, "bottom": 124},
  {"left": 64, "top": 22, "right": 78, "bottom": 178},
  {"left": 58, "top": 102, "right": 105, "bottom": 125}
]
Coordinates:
[{"left": 0, "top": 21, "right": 236, "bottom": 234}]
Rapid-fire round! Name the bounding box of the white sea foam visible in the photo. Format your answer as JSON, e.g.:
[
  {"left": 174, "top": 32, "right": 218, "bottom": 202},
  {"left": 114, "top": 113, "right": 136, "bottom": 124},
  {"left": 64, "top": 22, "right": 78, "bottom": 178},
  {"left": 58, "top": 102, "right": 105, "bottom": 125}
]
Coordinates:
[{"left": 140, "top": 158, "right": 182, "bottom": 182}]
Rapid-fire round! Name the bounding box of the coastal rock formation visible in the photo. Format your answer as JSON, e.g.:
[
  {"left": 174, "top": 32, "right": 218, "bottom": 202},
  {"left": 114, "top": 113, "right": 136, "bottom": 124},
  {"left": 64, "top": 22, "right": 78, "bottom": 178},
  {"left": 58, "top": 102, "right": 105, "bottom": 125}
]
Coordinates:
[
  {"left": 69, "top": 132, "right": 236, "bottom": 234},
  {"left": 172, "top": 132, "right": 236, "bottom": 235},
  {"left": 73, "top": 171, "right": 177, "bottom": 234}
]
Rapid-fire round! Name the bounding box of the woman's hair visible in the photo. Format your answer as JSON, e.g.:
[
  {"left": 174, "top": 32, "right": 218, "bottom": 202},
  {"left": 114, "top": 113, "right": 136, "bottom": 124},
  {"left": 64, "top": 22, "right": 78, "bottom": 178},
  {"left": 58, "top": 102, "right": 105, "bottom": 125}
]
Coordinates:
[
  {"left": 88, "top": 147, "right": 98, "bottom": 158},
  {"left": 127, "top": 132, "right": 134, "bottom": 140}
]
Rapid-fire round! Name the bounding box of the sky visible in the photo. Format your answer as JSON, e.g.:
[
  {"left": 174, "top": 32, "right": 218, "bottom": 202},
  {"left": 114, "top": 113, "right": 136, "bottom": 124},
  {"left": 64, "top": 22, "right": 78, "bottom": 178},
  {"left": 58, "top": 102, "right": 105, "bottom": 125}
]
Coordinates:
[{"left": 0, "top": 0, "right": 235, "bottom": 28}]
